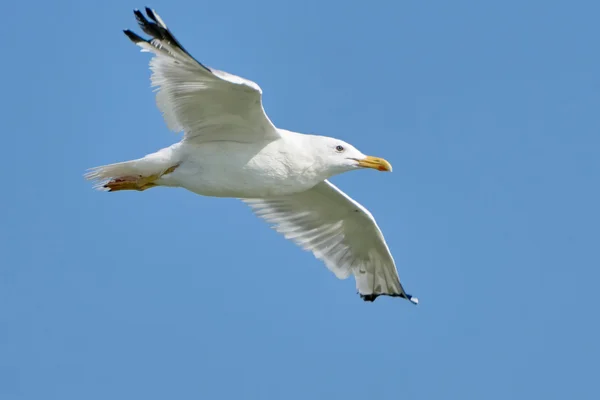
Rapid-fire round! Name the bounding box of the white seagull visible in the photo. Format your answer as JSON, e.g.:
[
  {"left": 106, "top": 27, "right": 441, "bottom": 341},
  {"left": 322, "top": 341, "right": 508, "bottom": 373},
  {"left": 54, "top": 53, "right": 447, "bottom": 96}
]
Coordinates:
[{"left": 86, "top": 7, "right": 418, "bottom": 304}]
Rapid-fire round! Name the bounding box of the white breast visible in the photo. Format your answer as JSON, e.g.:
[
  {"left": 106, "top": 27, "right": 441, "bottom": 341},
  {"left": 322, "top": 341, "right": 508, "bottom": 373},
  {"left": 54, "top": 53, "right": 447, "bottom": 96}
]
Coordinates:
[{"left": 161, "top": 139, "right": 324, "bottom": 198}]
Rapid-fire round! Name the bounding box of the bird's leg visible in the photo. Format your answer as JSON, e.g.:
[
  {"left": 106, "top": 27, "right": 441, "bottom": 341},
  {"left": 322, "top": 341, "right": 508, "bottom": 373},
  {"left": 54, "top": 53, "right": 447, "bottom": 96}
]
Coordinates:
[
  {"left": 104, "top": 164, "right": 179, "bottom": 192},
  {"left": 103, "top": 175, "right": 156, "bottom": 192}
]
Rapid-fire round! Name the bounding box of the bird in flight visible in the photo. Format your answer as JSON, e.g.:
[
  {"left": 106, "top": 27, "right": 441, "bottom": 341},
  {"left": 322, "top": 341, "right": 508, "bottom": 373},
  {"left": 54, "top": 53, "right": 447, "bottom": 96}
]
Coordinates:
[{"left": 86, "top": 7, "right": 418, "bottom": 304}]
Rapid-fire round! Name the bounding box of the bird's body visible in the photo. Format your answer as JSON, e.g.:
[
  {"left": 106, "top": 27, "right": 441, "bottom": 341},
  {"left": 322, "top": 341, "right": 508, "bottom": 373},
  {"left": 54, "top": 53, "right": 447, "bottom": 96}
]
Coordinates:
[
  {"left": 144, "top": 132, "right": 342, "bottom": 198},
  {"left": 86, "top": 7, "right": 418, "bottom": 303}
]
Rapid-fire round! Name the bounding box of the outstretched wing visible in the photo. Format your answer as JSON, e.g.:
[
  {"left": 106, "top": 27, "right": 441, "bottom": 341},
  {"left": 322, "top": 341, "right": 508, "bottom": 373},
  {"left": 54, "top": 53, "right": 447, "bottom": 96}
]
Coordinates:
[
  {"left": 124, "top": 8, "right": 280, "bottom": 143},
  {"left": 244, "top": 181, "right": 418, "bottom": 303}
]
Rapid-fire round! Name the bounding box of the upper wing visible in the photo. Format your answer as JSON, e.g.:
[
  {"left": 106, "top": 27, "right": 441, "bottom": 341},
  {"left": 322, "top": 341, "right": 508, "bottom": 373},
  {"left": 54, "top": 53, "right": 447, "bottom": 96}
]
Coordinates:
[
  {"left": 124, "top": 8, "right": 280, "bottom": 143},
  {"left": 244, "top": 181, "right": 418, "bottom": 303}
]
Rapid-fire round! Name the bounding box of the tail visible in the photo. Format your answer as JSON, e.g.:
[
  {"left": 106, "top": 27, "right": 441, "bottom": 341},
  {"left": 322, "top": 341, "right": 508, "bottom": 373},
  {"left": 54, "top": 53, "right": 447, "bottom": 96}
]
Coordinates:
[
  {"left": 85, "top": 149, "right": 180, "bottom": 192},
  {"left": 84, "top": 159, "right": 147, "bottom": 191}
]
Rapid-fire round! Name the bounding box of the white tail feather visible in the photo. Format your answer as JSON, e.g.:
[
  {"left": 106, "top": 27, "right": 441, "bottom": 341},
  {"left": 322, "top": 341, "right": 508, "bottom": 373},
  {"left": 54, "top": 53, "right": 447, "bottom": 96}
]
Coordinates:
[
  {"left": 85, "top": 147, "right": 180, "bottom": 191},
  {"left": 84, "top": 160, "right": 140, "bottom": 190},
  {"left": 85, "top": 160, "right": 141, "bottom": 180}
]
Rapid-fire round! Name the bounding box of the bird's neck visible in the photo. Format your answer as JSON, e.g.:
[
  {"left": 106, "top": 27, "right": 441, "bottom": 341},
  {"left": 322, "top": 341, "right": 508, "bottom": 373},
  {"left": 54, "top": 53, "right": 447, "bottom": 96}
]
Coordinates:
[{"left": 280, "top": 132, "right": 343, "bottom": 182}]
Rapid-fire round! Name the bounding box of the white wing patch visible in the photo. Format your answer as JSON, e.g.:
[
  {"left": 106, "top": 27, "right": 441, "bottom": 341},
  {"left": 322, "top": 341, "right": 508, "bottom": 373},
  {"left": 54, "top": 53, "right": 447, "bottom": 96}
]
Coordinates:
[{"left": 244, "top": 181, "right": 418, "bottom": 303}]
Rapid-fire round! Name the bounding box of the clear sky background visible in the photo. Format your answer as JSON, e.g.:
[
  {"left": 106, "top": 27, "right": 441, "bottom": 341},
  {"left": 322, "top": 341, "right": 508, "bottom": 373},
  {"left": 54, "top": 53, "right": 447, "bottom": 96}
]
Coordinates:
[{"left": 1, "top": 0, "right": 599, "bottom": 399}]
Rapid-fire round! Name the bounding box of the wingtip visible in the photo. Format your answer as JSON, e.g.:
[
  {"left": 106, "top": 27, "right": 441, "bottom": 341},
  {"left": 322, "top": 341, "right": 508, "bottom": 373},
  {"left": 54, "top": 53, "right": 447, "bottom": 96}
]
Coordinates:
[
  {"left": 359, "top": 292, "right": 419, "bottom": 304},
  {"left": 123, "top": 29, "right": 144, "bottom": 44},
  {"left": 144, "top": 6, "right": 168, "bottom": 28},
  {"left": 133, "top": 8, "right": 146, "bottom": 25}
]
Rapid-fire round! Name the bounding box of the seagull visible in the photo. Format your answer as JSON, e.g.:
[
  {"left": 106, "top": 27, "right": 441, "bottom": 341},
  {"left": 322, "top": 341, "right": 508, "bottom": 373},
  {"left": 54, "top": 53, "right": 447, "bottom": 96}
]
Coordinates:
[{"left": 85, "top": 7, "right": 418, "bottom": 304}]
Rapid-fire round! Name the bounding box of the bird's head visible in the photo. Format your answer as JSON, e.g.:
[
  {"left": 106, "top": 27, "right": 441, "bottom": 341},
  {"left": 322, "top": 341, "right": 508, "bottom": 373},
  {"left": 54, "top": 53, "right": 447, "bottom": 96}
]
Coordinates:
[{"left": 311, "top": 136, "right": 393, "bottom": 176}]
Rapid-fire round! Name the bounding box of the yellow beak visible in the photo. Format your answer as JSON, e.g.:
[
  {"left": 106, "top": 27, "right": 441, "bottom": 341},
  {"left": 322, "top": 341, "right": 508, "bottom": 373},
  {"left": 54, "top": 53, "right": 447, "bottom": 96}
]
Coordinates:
[{"left": 357, "top": 156, "right": 393, "bottom": 172}]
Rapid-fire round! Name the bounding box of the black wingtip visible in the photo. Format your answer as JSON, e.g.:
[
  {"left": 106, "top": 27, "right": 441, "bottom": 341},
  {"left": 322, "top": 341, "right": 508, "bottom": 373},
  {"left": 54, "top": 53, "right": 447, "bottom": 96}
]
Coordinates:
[
  {"left": 360, "top": 294, "right": 378, "bottom": 302},
  {"left": 123, "top": 7, "right": 211, "bottom": 72},
  {"left": 123, "top": 29, "right": 144, "bottom": 44},
  {"left": 145, "top": 7, "right": 157, "bottom": 22},
  {"left": 360, "top": 292, "right": 419, "bottom": 304},
  {"left": 131, "top": 7, "right": 166, "bottom": 41},
  {"left": 133, "top": 8, "right": 144, "bottom": 23}
]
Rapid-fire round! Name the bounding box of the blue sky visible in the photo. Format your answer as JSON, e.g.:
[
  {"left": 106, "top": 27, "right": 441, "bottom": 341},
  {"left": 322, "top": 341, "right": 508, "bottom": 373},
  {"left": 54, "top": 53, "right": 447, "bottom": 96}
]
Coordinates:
[{"left": 2, "top": 0, "right": 599, "bottom": 398}]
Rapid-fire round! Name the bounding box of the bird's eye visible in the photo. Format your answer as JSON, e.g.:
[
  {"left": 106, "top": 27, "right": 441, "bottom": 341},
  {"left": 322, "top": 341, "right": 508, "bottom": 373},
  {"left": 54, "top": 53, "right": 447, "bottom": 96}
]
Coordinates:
[{"left": 335, "top": 145, "right": 345, "bottom": 152}]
